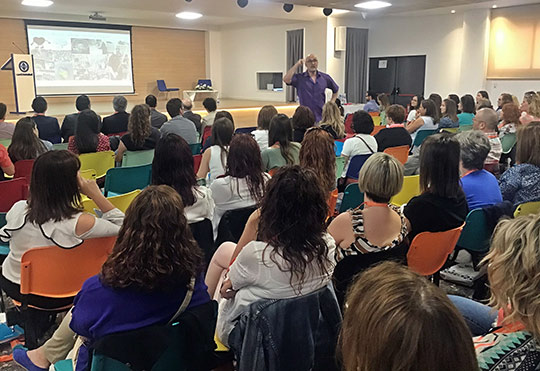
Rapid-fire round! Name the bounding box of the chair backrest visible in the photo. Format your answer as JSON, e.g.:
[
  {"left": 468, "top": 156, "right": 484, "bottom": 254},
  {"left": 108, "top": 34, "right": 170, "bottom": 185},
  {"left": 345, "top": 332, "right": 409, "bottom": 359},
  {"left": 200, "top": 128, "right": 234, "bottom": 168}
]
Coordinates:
[
  {"left": 197, "top": 79, "right": 212, "bottom": 87},
  {"left": 514, "top": 200, "right": 540, "bottom": 218},
  {"left": 0, "top": 213, "right": 6, "bottom": 229},
  {"left": 0, "top": 177, "right": 28, "bottom": 212},
  {"left": 368, "top": 112, "right": 380, "bottom": 117},
  {"left": 52, "top": 143, "right": 69, "bottom": 150},
  {"left": 456, "top": 209, "right": 490, "bottom": 252},
  {"left": 79, "top": 151, "right": 115, "bottom": 179},
  {"left": 407, "top": 225, "right": 464, "bottom": 276},
  {"left": 79, "top": 169, "right": 97, "bottom": 180},
  {"left": 0, "top": 138, "right": 11, "bottom": 148},
  {"left": 104, "top": 164, "right": 152, "bottom": 196},
  {"left": 383, "top": 145, "right": 409, "bottom": 165},
  {"left": 189, "top": 219, "right": 215, "bottom": 267},
  {"left": 412, "top": 129, "right": 437, "bottom": 148},
  {"left": 390, "top": 175, "right": 420, "bottom": 206},
  {"left": 335, "top": 156, "right": 345, "bottom": 179},
  {"left": 459, "top": 124, "right": 473, "bottom": 132},
  {"left": 345, "top": 154, "right": 372, "bottom": 180},
  {"left": 441, "top": 127, "right": 459, "bottom": 134},
  {"left": 215, "top": 206, "right": 257, "bottom": 247},
  {"left": 327, "top": 189, "right": 338, "bottom": 217},
  {"left": 370, "top": 125, "right": 385, "bottom": 136},
  {"left": 201, "top": 126, "right": 212, "bottom": 145},
  {"left": 334, "top": 141, "right": 344, "bottom": 156},
  {"left": 189, "top": 143, "right": 202, "bottom": 155},
  {"left": 20, "top": 236, "right": 116, "bottom": 297},
  {"left": 193, "top": 154, "right": 202, "bottom": 174},
  {"left": 344, "top": 114, "right": 354, "bottom": 135},
  {"left": 339, "top": 184, "right": 364, "bottom": 213},
  {"left": 371, "top": 116, "right": 382, "bottom": 126},
  {"left": 501, "top": 133, "right": 517, "bottom": 154},
  {"left": 122, "top": 150, "right": 154, "bottom": 167},
  {"left": 82, "top": 190, "right": 141, "bottom": 215},
  {"left": 156, "top": 80, "right": 167, "bottom": 91},
  {"left": 234, "top": 127, "right": 256, "bottom": 135},
  {"left": 14, "top": 159, "right": 34, "bottom": 184}
]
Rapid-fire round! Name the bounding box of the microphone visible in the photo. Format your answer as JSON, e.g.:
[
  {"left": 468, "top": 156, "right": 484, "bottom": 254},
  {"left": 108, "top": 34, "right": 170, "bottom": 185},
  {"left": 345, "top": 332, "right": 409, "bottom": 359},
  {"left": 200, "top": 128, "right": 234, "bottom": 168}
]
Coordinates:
[{"left": 12, "top": 42, "right": 26, "bottom": 54}]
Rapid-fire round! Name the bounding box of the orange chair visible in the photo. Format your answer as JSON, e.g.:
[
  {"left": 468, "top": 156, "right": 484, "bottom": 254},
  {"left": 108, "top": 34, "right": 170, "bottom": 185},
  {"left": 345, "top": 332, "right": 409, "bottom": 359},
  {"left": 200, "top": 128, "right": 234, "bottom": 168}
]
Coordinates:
[
  {"left": 268, "top": 168, "right": 278, "bottom": 177},
  {"left": 407, "top": 225, "right": 464, "bottom": 285},
  {"left": 14, "top": 159, "right": 35, "bottom": 185},
  {"left": 383, "top": 145, "right": 410, "bottom": 165},
  {"left": 327, "top": 189, "right": 338, "bottom": 218},
  {"left": 0, "top": 177, "right": 28, "bottom": 212},
  {"left": 370, "top": 126, "right": 385, "bottom": 136},
  {"left": 368, "top": 112, "right": 380, "bottom": 117}
]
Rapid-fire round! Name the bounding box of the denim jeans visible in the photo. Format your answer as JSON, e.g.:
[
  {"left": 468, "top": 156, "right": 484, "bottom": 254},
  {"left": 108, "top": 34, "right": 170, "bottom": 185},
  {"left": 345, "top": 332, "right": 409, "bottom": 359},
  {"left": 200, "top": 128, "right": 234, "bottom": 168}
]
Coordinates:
[{"left": 449, "top": 295, "right": 497, "bottom": 336}]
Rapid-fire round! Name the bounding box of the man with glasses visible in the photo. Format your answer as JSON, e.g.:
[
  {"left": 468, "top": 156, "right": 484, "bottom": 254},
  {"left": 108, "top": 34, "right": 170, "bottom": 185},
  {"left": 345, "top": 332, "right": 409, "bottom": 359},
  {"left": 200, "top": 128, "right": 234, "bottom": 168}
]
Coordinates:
[{"left": 283, "top": 54, "right": 339, "bottom": 122}]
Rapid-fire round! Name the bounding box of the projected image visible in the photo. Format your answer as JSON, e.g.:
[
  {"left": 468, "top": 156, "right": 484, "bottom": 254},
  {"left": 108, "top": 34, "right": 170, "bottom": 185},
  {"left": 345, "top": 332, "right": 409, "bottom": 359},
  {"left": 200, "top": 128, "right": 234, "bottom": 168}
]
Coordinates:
[{"left": 27, "top": 24, "right": 134, "bottom": 95}]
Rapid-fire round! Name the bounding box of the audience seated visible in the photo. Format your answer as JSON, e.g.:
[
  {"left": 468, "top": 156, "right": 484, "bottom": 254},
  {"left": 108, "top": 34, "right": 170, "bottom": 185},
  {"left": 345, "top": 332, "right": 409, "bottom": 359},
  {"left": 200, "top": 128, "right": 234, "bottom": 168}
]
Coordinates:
[
  {"left": 197, "top": 117, "right": 233, "bottom": 184},
  {"left": 151, "top": 133, "right": 214, "bottom": 223},
  {"left": 319, "top": 101, "right": 345, "bottom": 139},
  {"left": 32, "top": 97, "right": 61, "bottom": 144},
  {"left": 428, "top": 93, "right": 443, "bottom": 120},
  {"left": 476, "top": 90, "right": 489, "bottom": 103},
  {"left": 363, "top": 90, "right": 379, "bottom": 113},
  {"left": 499, "top": 102, "right": 521, "bottom": 138},
  {"left": 0, "top": 144, "right": 14, "bottom": 180},
  {"left": 213, "top": 166, "right": 336, "bottom": 347},
  {"left": 374, "top": 104, "right": 412, "bottom": 152},
  {"left": 496, "top": 93, "right": 513, "bottom": 114},
  {"left": 341, "top": 110, "right": 377, "bottom": 176},
  {"left": 15, "top": 185, "right": 211, "bottom": 371},
  {"left": 404, "top": 133, "right": 468, "bottom": 240},
  {"left": 261, "top": 114, "right": 300, "bottom": 172},
  {"left": 377, "top": 93, "right": 391, "bottom": 126},
  {"left": 201, "top": 97, "right": 217, "bottom": 132},
  {"left": 456, "top": 130, "right": 503, "bottom": 209},
  {"left": 499, "top": 121, "right": 540, "bottom": 205},
  {"left": 101, "top": 95, "right": 130, "bottom": 135},
  {"left": 476, "top": 97, "right": 493, "bottom": 111},
  {"left": 145, "top": 94, "right": 167, "bottom": 129},
  {"left": 0, "top": 150, "right": 124, "bottom": 310},
  {"left": 67, "top": 110, "right": 110, "bottom": 155},
  {"left": 8, "top": 117, "right": 51, "bottom": 163},
  {"left": 340, "top": 261, "right": 478, "bottom": 371},
  {"left": 0, "top": 103, "right": 14, "bottom": 139},
  {"left": 406, "top": 99, "right": 439, "bottom": 143},
  {"left": 210, "top": 134, "right": 268, "bottom": 237},
  {"left": 292, "top": 105, "right": 315, "bottom": 143},
  {"left": 407, "top": 94, "right": 423, "bottom": 122},
  {"left": 115, "top": 104, "right": 161, "bottom": 163},
  {"left": 458, "top": 94, "right": 476, "bottom": 126},
  {"left": 182, "top": 98, "right": 202, "bottom": 134},
  {"left": 329, "top": 153, "right": 408, "bottom": 305},
  {"left": 451, "top": 213, "right": 540, "bottom": 370},
  {"left": 472, "top": 108, "right": 502, "bottom": 171},
  {"left": 448, "top": 94, "right": 461, "bottom": 113},
  {"left": 299, "top": 128, "right": 336, "bottom": 194},
  {"left": 160, "top": 98, "right": 198, "bottom": 144},
  {"left": 202, "top": 110, "right": 235, "bottom": 151},
  {"left": 61, "top": 95, "right": 97, "bottom": 143},
  {"left": 252, "top": 105, "right": 278, "bottom": 151},
  {"left": 519, "top": 91, "right": 540, "bottom": 125},
  {"left": 439, "top": 98, "right": 460, "bottom": 128}
]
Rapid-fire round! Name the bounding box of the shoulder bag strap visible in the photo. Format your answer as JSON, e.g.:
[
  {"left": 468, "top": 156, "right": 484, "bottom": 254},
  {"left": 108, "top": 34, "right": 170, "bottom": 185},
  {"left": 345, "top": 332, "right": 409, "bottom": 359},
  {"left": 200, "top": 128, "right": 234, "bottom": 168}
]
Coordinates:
[
  {"left": 167, "top": 277, "right": 195, "bottom": 325},
  {"left": 355, "top": 135, "right": 375, "bottom": 154}
]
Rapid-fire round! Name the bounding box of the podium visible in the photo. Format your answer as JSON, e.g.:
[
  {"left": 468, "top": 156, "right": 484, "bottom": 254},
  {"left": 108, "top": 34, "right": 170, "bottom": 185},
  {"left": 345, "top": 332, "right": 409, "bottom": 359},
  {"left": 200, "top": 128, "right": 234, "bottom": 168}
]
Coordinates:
[{"left": 1, "top": 54, "right": 36, "bottom": 114}]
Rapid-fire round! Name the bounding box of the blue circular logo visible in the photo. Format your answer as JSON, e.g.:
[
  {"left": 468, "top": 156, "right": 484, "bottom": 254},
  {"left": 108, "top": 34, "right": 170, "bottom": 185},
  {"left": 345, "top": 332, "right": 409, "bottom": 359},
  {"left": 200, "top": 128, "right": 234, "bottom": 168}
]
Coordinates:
[{"left": 19, "top": 61, "right": 29, "bottom": 73}]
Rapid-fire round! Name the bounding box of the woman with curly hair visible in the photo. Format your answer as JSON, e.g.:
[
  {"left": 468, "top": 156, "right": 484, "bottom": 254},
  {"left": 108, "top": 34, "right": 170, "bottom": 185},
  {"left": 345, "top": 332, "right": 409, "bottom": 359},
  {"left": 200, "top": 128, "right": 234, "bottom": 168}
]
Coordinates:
[
  {"left": 212, "top": 166, "right": 336, "bottom": 347},
  {"left": 14, "top": 185, "right": 211, "bottom": 371},
  {"left": 498, "top": 102, "right": 521, "bottom": 138},
  {"left": 519, "top": 91, "right": 540, "bottom": 125},
  {"left": 299, "top": 128, "right": 336, "bottom": 194},
  {"left": 115, "top": 104, "right": 161, "bottom": 163},
  {"left": 319, "top": 102, "right": 344, "bottom": 139}
]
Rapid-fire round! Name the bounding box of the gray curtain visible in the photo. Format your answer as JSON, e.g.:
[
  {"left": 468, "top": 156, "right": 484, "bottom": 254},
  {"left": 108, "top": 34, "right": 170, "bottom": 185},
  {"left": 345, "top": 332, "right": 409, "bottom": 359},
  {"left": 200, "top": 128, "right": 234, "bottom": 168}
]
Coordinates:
[
  {"left": 345, "top": 28, "right": 368, "bottom": 104},
  {"left": 286, "top": 29, "right": 304, "bottom": 102}
]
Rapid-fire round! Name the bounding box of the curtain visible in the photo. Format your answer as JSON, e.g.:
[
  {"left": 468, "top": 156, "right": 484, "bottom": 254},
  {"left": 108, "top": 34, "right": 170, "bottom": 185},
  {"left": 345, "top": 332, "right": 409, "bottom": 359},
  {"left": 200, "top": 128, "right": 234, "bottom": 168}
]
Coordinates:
[
  {"left": 345, "top": 28, "right": 369, "bottom": 104},
  {"left": 286, "top": 29, "right": 304, "bottom": 102}
]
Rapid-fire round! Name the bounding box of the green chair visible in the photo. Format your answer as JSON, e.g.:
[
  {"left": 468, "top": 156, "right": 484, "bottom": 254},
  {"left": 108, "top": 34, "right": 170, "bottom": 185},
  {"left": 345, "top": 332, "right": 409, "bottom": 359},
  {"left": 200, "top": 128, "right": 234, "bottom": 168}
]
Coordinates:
[
  {"left": 501, "top": 133, "right": 517, "bottom": 154},
  {"left": 514, "top": 201, "right": 540, "bottom": 218},
  {"left": 53, "top": 143, "right": 69, "bottom": 150},
  {"left": 456, "top": 209, "right": 490, "bottom": 253},
  {"left": 190, "top": 143, "right": 202, "bottom": 155},
  {"left": 122, "top": 150, "right": 154, "bottom": 167},
  {"left": 0, "top": 138, "right": 11, "bottom": 148},
  {"left": 412, "top": 129, "right": 437, "bottom": 148},
  {"left": 104, "top": 164, "right": 152, "bottom": 196},
  {"left": 335, "top": 156, "right": 345, "bottom": 180},
  {"left": 0, "top": 213, "right": 8, "bottom": 255},
  {"left": 459, "top": 125, "right": 473, "bottom": 132},
  {"left": 339, "top": 184, "right": 364, "bottom": 213}
]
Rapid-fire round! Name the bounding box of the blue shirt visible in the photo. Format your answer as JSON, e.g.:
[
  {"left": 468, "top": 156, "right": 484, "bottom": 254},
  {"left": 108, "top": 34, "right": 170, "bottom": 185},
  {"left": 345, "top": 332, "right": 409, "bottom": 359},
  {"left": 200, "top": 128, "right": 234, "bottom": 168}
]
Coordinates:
[
  {"left": 33, "top": 115, "right": 61, "bottom": 144},
  {"left": 461, "top": 170, "right": 503, "bottom": 210},
  {"left": 70, "top": 274, "right": 210, "bottom": 370},
  {"left": 363, "top": 100, "right": 380, "bottom": 113},
  {"left": 290, "top": 71, "right": 339, "bottom": 122}
]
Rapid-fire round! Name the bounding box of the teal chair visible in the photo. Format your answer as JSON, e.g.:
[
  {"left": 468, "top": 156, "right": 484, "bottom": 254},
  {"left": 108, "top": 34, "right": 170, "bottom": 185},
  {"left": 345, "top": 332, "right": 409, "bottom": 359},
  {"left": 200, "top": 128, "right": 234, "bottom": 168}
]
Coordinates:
[
  {"left": 0, "top": 213, "right": 8, "bottom": 255},
  {"left": 53, "top": 143, "right": 69, "bottom": 150},
  {"left": 190, "top": 143, "right": 202, "bottom": 155},
  {"left": 456, "top": 209, "right": 490, "bottom": 253},
  {"left": 459, "top": 125, "right": 473, "bottom": 132},
  {"left": 339, "top": 184, "right": 364, "bottom": 213},
  {"left": 501, "top": 133, "right": 517, "bottom": 154},
  {"left": 412, "top": 129, "right": 437, "bottom": 148},
  {"left": 122, "top": 150, "right": 154, "bottom": 167},
  {"left": 104, "top": 164, "right": 152, "bottom": 196},
  {"left": 335, "top": 156, "right": 345, "bottom": 180}
]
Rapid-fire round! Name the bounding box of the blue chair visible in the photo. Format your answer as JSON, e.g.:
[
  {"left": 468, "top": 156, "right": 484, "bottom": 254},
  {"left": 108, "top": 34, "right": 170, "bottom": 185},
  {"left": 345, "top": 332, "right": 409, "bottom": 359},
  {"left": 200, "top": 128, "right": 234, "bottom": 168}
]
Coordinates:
[
  {"left": 235, "top": 127, "right": 256, "bottom": 135},
  {"left": 197, "top": 79, "right": 212, "bottom": 87},
  {"left": 334, "top": 141, "right": 344, "bottom": 156},
  {"left": 157, "top": 80, "right": 179, "bottom": 93},
  {"left": 339, "top": 184, "right": 364, "bottom": 213},
  {"left": 345, "top": 154, "right": 372, "bottom": 180},
  {"left": 104, "top": 164, "right": 152, "bottom": 197},
  {"left": 190, "top": 143, "right": 202, "bottom": 155}
]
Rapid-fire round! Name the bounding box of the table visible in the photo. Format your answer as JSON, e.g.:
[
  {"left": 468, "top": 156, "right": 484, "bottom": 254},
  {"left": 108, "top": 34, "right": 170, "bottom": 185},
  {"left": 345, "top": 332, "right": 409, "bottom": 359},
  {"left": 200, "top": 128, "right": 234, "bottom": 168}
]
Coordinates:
[{"left": 183, "top": 90, "right": 219, "bottom": 102}]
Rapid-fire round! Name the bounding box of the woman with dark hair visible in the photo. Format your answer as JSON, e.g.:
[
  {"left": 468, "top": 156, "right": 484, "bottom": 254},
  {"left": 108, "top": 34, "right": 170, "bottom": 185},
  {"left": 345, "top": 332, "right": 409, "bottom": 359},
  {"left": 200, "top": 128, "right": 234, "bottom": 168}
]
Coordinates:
[
  {"left": 407, "top": 94, "right": 423, "bottom": 122},
  {"left": 115, "top": 104, "right": 160, "bottom": 163},
  {"left": 299, "top": 128, "right": 336, "bottom": 194},
  {"left": 214, "top": 166, "right": 336, "bottom": 346},
  {"left": 439, "top": 99, "right": 459, "bottom": 128},
  {"left": 377, "top": 93, "right": 391, "bottom": 126},
  {"left": 210, "top": 134, "right": 269, "bottom": 237},
  {"left": 458, "top": 94, "right": 476, "bottom": 126},
  {"left": 14, "top": 186, "right": 211, "bottom": 371},
  {"left": 449, "top": 94, "right": 461, "bottom": 113},
  {"left": 403, "top": 133, "right": 468, "bottom": 239},
  {"left": 428, "top": 93, "right": 443, "bottom": 120},
  {"left": 0, "top": 150, "right": 124, "bottom": 309},
  {"left": 476, "top": 90, "right": 489, "bottom": 104},
  {"left": 252, "top": 105, "right": 278, "bottom": 151},
  {"left": 406, "top": 99, "right": 439, "bottom": 143},
  {"left": 8, "top": 117, "right": 51, "bottom": 163},
  {"left": 292, "top": 105, "right": 315, "bottom": 142},
  {"left": 197, "top": 117, "right": 234, "bottom": 184},
  {"left": 67, "top": 109, "right": 110, "bottom": 154},
  {"left": 202, "top": 110, "right": 235, "bottom": 151},
  {"left": 341, "top": 110, "right": 378, "bottom": 177},
  {"left": 152, "top": 134, "right": 214, "bottom": 223},
  {"left": 261, "top": 114, "right": 300, "bottom": 172}
]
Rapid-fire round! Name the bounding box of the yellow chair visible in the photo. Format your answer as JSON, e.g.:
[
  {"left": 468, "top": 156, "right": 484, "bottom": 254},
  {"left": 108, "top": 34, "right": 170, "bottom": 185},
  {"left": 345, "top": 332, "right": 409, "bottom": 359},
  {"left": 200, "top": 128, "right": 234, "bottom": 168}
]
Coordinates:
[
  {"left": 514, "top": 201, "right": 540, "bottom": 218},
  {"left": 442, "top": 128, "right": 459, "bottom": 134},
  {"left": 391, "top": 175, "right": 420, "bottom": 206},
  {"left": 214, "top": 334, "right": 229, "bottom": 352},
  {"left": 372, "top": 116, "right": 382, "bottom": 126},
  {"left": 79, "top": 151, "right": 115, "bottom": 179},
  {"left": 82, "top": 190, "right": 141, "bottom": 215},
  {"left": 79, "top": 169, "right": 97, "bottom": 180}
]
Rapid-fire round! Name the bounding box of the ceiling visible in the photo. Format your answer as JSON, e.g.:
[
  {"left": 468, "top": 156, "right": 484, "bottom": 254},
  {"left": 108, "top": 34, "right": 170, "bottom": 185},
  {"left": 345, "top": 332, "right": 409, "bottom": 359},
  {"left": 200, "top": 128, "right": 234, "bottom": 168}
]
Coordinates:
[{"left": 2, "top": 0, "right": 540, "bottom": 30}]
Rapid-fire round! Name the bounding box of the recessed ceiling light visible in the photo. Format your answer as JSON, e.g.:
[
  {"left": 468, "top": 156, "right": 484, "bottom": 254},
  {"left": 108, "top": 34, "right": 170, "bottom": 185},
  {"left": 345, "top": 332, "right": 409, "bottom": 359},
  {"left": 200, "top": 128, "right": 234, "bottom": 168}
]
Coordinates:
[
  {"left": 354, "top": 1, "right": 391, "bottom": 9},
  {"left": 176, "top": 11, "right": 202, "bottom": 20},
  {"left": 451, "top": 9, "right": 456, "bottom": 13},
  {"left": 492, "top": 4, "right": 498, "bottom": 8},
  {"left": 21, "top": 0, "right": 53, "bottom": 7}
]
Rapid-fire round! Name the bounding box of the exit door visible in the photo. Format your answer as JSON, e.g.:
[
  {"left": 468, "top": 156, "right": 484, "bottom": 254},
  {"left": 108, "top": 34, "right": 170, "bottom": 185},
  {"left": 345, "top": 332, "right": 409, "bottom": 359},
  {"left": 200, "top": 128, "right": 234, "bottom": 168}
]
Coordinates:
[{"left": 368, "top": 56, "right": 426, "bottom": 107}]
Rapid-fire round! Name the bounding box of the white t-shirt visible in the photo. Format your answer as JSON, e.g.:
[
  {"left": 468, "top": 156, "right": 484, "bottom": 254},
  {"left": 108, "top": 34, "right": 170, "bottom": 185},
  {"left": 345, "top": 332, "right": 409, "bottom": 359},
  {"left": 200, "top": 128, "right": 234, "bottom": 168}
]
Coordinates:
[
  {"left": 251, "top": 129, "right": 268, "bottom": 151},
  {"left": 410, "top": 116, "right": 437, "bottom": 142},
  {"left": 216, "top": 234, "right": 337, "bottom": 346},
  {"left": 341, "top": 134, "right": 378, "bottom": 158},
  {"left": 208, "top": 145, "right": 228, "bottom": 185},
  {"left": 185, "top": 186, "right": 215, "bottom": 224},
  {"left": 407, "top": 109, "right": 417, "bottom": 122}
]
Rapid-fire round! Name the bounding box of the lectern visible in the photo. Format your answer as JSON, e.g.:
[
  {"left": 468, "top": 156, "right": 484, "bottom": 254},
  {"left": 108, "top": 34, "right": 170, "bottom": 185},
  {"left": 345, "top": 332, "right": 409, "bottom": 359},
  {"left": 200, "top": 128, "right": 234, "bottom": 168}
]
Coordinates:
[{"left": 1, "top": 54, "right": 36, "bottom": 114}]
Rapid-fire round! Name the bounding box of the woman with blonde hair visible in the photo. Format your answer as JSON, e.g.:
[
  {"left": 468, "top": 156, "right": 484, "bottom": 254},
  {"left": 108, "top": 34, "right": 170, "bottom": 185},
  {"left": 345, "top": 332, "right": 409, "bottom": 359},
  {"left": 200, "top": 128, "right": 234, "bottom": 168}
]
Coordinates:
[
  {"left": 115, "top": 104, "right": 160, "bottom": 163},
  {"left": 340, "top": 261, "right": 478, "bottom": 371},
  {"left": 299, "top": 128, "right": 336, "bottom": 194},
  {"left": 519, "top": 91, "right": 540, "bottom": 125},
  {"left": 319, "top": 101, "right": 344, "bottom": 139}
]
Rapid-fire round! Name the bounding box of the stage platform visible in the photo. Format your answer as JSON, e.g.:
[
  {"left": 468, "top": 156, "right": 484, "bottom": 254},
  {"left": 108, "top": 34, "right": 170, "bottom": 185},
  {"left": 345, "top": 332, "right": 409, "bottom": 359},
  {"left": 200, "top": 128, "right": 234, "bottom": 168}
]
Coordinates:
[{"left": 5, "top": 99, "right": 299, "bottom": 129}]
